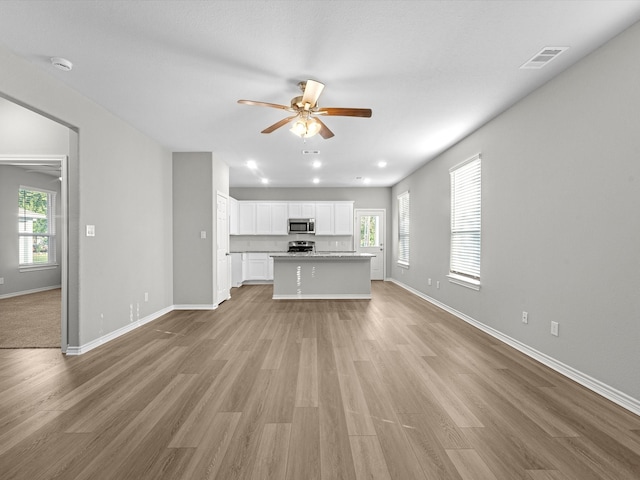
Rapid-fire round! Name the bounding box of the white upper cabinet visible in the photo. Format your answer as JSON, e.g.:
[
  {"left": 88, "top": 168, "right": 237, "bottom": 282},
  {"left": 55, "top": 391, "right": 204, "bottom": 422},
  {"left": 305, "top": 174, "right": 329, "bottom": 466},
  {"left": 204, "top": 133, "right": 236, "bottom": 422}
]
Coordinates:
[
  {"left": 333, "top": 202, "right": 354, "bottom": 235},
  {"left": 270, "top": 202, "right": 288, "bottom": 235},
  {"left": 236, "top": 201, "right": 288, "bottom": 235},
  {"left": 238, "top": 201, "right": 256, "bottom": 235},
  {"left": 315, "top": 201, "right": 354, "bottom": 235},
  {"left": 229, "top": 197, "right": 239, "bottom": 235},
  {"left": 314, "top": 202, "right": 334, "bottom": 235},
  {"left": 234, "top": 200, "right": 353, "bottom": 236},
  {"left": 256, "top": 203, "right": 272, "bottom": 234},
  {"left": 288, "top": 202, "right": 316, "bottom": 219}
]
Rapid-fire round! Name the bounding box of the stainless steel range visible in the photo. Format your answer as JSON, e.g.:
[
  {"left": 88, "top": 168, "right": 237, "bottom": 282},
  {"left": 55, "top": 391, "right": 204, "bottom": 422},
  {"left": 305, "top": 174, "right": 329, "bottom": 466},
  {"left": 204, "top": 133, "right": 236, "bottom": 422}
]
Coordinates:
[{"left": 287, "top": 240, "right": 315, "bottom": 253}]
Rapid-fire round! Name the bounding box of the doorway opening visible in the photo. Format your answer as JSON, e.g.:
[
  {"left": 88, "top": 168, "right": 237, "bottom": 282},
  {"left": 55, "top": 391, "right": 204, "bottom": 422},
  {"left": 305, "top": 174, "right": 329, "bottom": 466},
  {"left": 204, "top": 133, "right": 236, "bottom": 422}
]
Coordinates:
[
  {"left": 355, "top": 209, "right": 386, "bottom": 281},
  {"left": 0, "top": 155, "right": 68, "bottom": 350}
]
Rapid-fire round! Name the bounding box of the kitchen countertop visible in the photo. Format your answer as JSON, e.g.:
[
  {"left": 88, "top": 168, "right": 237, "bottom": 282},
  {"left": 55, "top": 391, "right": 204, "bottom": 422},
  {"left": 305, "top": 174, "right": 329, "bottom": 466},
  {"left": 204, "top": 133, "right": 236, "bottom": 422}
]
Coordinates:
[{"left": 270, "top": 252, "right": 373, "bottom": 258}]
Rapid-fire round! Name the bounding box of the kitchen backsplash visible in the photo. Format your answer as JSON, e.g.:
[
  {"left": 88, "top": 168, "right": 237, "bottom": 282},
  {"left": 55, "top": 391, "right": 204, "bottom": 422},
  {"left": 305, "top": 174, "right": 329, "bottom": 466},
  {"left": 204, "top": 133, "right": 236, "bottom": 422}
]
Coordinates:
[{"left": 230, "top": 234, "right": 355, "bottom": 252}]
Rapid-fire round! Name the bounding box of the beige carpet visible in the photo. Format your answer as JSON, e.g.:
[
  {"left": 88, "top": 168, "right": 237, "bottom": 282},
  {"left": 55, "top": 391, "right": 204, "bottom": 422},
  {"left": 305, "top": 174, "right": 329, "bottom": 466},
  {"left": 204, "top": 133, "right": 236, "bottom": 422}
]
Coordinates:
[{"left": 0, "top": 288, "right": 61, "bottom": 348}]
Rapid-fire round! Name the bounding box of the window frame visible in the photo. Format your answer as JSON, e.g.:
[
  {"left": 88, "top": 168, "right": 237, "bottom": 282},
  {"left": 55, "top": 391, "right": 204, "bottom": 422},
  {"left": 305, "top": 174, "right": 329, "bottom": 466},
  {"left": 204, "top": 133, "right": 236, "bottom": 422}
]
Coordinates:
[
  {"left": 18, "top": 185, "right": 58, "bottom": 270},
  {"left": 397, "top": 190, "right": 410, "bottom": 267},
  {"left": 448, "top": 154, "right": 481, "bottom": 290}
]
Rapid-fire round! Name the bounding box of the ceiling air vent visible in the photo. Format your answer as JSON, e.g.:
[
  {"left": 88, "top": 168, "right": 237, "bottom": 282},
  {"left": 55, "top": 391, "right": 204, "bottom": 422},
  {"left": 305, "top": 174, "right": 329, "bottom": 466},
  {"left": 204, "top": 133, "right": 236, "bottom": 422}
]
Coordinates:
[{"left": 520, "top": 47, "right": 568, "bottom": 69}]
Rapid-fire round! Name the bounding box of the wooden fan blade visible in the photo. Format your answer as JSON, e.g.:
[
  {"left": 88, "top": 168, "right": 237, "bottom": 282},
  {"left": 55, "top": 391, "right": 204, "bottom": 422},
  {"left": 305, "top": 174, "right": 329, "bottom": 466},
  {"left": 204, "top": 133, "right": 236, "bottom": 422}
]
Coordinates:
[
  {"left": 238, "top": 99, "right": 291, "bottom": 110},
  {"left": 261, "top": 115, "right": 299, "bottom": 134},
  {"left": 316, "top": 107, "right": 372, "bottom": 118},
  {"left": 301, "top": 80, "right": 325, "bottom": 109},
  {"left": 315, "top": 117, "right": 335, "bottom": 139}
]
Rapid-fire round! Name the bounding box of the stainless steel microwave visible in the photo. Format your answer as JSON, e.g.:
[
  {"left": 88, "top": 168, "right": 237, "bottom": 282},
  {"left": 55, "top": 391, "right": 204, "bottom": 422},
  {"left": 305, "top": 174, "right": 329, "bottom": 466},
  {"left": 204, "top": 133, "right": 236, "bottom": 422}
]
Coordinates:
[{"left": 288, "top": 218, "right": 315, "bottom": 234}]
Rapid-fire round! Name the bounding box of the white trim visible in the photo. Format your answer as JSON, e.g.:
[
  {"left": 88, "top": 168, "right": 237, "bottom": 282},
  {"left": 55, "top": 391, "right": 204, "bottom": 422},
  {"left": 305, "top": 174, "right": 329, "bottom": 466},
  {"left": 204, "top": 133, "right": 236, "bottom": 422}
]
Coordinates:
[
  {"left": 0, "top": 284, "right": 61, "bottom": 300},
  {"left": 173, "top": 304, "right": 219, "bottom": 310},
  {"left": 65, "top": 305, "right": 174, "bottom": 355},
  {"left": 450, "top": 152, "right": 481, "bottom": 172},
  {"left": 447, "top": 273, "right": 480, "bottom": 290},
  {"left": 19, "top": 264, "right": 59, "bottom": 273},
  {"left": 389, "top": 278, "right": 640, "bottom": 417},
  {"left": 272, "top": 294, "right": 371, "bottom": 300}
]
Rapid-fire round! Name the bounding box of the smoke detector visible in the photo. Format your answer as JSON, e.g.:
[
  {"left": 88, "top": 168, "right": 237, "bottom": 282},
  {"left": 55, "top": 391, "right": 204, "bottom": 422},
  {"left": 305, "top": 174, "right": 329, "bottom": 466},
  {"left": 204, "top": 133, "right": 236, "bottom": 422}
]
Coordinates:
[{"left": 50, "top": 57, "right": 73, "bottom": 71}]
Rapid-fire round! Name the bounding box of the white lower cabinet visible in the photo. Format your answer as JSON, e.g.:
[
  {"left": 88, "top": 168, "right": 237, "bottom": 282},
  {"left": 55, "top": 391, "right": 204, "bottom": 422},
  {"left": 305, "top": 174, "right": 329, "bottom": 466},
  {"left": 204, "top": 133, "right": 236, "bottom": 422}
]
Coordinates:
[
  {"left": 231, "top": 253, "right": 243, "bottom": 287},
  {"left": 241, "top": 253, "right": 273, "bottom": 281}
]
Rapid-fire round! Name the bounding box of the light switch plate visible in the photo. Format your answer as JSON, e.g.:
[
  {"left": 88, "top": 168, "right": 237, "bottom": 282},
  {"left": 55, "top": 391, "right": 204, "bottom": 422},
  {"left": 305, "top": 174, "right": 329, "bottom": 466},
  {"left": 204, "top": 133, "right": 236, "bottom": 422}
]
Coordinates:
[{"left": 86, "top": 225, "right": 95, "bottom": 237}]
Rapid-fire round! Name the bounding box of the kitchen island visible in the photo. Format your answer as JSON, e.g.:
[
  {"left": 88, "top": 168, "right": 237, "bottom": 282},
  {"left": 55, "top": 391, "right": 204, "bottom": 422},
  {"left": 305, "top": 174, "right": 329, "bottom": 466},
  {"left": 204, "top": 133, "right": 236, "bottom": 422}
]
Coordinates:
[{"left": 270, "top": 252, "right": 374, "bottom": 300}]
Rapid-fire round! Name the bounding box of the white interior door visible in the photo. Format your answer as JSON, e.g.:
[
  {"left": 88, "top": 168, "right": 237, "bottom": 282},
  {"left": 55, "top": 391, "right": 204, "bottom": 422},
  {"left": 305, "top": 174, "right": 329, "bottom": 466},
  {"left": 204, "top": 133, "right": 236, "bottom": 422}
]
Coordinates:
[
  {"left": 355, "top": 209, "right": 385, "bottom": 280},
  {"left": 216, "top": 193, "right": 230, "bottom": 304}
]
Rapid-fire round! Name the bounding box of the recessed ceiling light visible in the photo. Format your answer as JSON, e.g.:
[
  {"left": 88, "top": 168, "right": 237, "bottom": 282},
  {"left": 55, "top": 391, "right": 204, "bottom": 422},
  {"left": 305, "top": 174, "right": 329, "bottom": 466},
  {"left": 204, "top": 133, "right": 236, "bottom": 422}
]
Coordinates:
[
  {"left": 50, "top": 57, "right": 73, "bottom": 71},
  {"left": 247, "top": 160, "right": 257, "bottom": 169},
  {"left": 312, "top": 160, "right": 322, "bottom": 169},
  {"left": 313, "top": 178, "right": 320, "bottom": 184},
  {"left": 261, "top": 178, "right": 269, "bottom": 184},
  {"left": 378, "top": 161, "right": 387, "bottom": 168}
]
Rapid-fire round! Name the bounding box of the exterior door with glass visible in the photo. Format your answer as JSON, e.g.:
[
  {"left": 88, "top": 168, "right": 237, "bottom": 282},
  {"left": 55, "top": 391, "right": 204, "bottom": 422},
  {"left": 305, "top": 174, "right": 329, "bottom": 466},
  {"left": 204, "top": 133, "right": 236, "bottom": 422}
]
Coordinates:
[{"left": 355, "top": 209, "right": 385, "bottom": 280}]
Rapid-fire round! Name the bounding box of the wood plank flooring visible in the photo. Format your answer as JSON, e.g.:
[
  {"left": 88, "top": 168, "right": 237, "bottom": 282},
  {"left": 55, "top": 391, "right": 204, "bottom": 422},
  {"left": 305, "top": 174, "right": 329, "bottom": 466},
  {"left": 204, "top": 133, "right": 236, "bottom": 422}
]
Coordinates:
[{"left": 0, "top": 282, "right": 639, "bottom": 479}]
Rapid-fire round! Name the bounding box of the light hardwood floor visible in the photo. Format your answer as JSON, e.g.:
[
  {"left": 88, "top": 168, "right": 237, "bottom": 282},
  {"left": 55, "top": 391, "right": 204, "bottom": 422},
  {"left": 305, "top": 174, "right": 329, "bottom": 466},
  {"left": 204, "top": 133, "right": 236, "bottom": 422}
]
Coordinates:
[{"left": 0, "top": 282, "right": 638, "bottom": 479}]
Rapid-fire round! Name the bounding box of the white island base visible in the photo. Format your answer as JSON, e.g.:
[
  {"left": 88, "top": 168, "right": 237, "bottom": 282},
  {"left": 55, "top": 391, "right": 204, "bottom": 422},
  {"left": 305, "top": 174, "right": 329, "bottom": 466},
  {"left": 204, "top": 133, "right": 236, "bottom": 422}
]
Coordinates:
[{"left": 271, "top": 253, "right": 373, "bottom": 300}]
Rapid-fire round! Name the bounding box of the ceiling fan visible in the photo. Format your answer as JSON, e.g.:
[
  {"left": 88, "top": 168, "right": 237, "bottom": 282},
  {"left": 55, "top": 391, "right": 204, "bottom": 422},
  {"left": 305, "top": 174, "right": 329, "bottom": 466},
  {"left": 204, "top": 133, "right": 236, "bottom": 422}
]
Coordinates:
[{"left": 237, "top": 79, "right": 372, "bottom": 139}]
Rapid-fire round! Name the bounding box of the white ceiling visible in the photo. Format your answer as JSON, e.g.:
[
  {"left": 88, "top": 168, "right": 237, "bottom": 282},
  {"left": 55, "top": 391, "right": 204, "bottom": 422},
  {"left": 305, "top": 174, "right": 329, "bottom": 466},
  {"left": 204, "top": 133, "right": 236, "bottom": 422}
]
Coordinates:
[{"left": 1, "top": 1, "right": 639, "bottom": 188}]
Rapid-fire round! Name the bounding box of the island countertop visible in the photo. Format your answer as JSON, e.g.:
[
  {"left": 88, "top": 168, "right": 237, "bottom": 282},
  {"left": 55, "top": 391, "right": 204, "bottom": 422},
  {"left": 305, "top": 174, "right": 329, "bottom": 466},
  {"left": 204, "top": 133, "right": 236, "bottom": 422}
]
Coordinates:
[{"left": 270, "top": 252, "right": 374, "bottom": 259}]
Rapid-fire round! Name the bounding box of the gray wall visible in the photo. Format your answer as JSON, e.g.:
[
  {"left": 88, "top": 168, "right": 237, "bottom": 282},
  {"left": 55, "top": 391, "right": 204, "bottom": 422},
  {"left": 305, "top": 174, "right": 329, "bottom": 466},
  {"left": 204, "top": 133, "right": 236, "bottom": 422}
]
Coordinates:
[
  {"left": 0, "top": 43, "right": 174, "bottom": 348},
  {"left": 0, "top": 165, "right": 62, "bottom": 295},
  {"left": 391, "top": 22, "right": 640, "bottom": 403},
  {"left": 173, "top": 152, "right": 213, "bottom": 305},
  {"left": 173, "top": 152, "right": 229, "bottom": 306}
]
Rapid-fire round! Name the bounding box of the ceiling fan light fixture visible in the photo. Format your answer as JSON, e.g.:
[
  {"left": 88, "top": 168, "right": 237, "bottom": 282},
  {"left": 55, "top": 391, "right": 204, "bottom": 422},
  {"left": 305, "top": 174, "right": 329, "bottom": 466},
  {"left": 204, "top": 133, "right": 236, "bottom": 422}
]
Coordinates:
[{"left": 289, "top": 116, "right": 320, "bottom": 138}]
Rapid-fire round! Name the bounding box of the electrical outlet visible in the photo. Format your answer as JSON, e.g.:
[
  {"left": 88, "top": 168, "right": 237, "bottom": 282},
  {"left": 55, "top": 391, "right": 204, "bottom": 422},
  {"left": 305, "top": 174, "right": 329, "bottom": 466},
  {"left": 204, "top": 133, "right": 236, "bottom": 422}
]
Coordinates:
[
  {"left": 0, "top": 277, "right": 4, "bottom": 285},
  {"left": 144, "top": 292, "right": 149, "bottom": 302},
  {"left": 436, "top": 280, "right": 440, "bottom": 289},
  {"left": 551, "top": 321, "right": 559, "bottom": 336},
  {"left": 522, "top": 311, "right": 528, "bottom": 324},
  {"left": 428, "top": 278, "right": 432, "bottom": 286}
]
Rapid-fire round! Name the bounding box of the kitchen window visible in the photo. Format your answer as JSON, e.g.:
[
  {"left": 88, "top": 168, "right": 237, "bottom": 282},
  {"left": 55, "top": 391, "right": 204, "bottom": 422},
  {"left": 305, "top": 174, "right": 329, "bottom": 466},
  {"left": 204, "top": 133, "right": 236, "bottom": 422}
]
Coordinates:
[
  {"left": 19, "top": 186, "right": 57, "bottom": 268},
  {"left": 397, "top": 191, "right": 410, "bottom": 266},
  {"left": 449, "top": 154, "right": 481, "bottom": 289}
]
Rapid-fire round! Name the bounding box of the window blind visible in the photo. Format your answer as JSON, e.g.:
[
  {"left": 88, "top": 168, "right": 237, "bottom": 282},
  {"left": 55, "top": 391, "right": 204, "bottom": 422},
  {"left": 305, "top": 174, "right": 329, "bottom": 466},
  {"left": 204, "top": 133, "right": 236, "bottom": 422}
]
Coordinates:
[
  {"left": 18, "top": 187, "right": 56, "bottom": 265},
  {"left": 398, "top": 191, "right": 410, "bottom": 265},
  {"left": 450, "top": 155, "right": 481, "bottom": 280}
]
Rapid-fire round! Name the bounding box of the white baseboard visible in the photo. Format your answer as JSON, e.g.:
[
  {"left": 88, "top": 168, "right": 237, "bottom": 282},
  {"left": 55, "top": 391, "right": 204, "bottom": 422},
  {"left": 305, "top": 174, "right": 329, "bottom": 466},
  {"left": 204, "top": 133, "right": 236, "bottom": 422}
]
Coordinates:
[
  {"left": 173, "top": 304, "right": 218, "bottom": 310},
  {"left": 389, "top": 278, "right": 640, "bottom": 417},
  {"left": 272, "top": 293, "right": 371, "bottom": 300},
  {"left": 66, "top": 305, "right": 174, "bottom": 355},
  {"left": 0, "top": 284, "right": 61, "bottom": 300}
]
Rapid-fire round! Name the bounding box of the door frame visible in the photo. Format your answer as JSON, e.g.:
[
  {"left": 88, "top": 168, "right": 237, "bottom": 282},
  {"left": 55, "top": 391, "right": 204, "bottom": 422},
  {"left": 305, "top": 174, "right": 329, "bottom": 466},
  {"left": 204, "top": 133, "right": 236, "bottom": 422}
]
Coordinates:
[
  {"left": 215, "top": 190, "right": 231, "bottom": 305},
  {"left": 354, "top": 208, "right": 386, "bottom": 281}
]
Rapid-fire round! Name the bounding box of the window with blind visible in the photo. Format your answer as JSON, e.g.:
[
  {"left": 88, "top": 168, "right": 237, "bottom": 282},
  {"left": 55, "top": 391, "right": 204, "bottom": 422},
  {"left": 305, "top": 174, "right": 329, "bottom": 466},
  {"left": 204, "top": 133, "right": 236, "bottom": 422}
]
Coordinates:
[
  {"left": 449, "top": 155, "right": 481, "bottom": 289},
  {"left": 19, "top": 186, "right": 56, "bottom": 267},
  {"left": 397, "top": 191, "right": 410, "bottom": 266}
]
